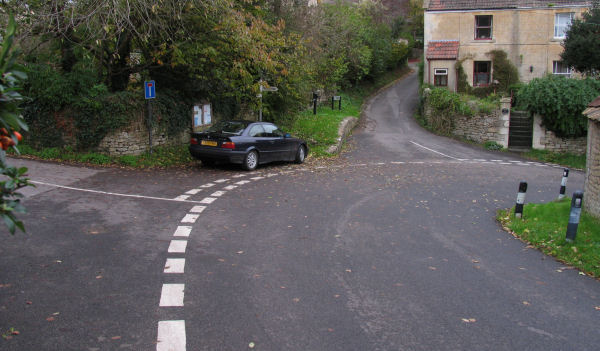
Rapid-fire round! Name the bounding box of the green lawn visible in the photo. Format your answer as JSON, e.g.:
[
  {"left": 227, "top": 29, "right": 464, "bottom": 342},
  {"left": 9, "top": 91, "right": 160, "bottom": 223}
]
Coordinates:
[{"left": 498, "top": 199, "right": 600, "bottom": 277}]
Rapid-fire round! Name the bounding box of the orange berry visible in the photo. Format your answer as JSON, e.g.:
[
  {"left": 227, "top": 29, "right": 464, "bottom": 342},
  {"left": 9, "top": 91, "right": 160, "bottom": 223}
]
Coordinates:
[{"left": 13, "top": 131, "right": 22, "bottom": 142}]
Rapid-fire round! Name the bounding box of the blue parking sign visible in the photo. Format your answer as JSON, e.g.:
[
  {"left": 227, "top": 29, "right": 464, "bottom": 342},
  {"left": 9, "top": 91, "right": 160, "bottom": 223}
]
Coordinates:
[{"left": 145, "top": 80, "right": 156, "bottom": 99}]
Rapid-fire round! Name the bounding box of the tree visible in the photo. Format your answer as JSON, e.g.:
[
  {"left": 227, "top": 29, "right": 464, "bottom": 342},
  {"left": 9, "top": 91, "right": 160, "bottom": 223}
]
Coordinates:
[
  {"left": 561, "top": 6, "right": 600, "bottom": 77},
  {"left": 0, "top": 16, "right": 32, "bottom": 234}
]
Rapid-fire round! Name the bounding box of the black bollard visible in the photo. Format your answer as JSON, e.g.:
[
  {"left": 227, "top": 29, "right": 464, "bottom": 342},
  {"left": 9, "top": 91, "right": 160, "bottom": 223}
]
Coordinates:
[
  {"left": 559, "top": 168, "right": 569, "bottom": 200},
  {"left": 566, "top": 191, "right": 584, "bottom": 243},
  {"left": 515, "top": 181, "right": 528, "bottom": 218}
]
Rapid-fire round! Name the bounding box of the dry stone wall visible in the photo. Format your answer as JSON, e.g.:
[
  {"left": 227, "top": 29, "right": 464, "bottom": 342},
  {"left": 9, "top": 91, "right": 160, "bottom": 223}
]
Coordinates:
[
  {"left": 533, "top": 115, "right": 587, "bottom": 155},
  {"left": 97, "top": 114, "right": 189, "bottom": 156}
]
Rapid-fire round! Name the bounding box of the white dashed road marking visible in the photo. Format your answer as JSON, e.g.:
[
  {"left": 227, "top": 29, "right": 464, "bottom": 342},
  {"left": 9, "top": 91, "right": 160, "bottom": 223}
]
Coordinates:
[
  {"left": 157, "top": 321, "right": 186, "bottom": 351},
  {"left": 168, "top": 240, "right": 188, "bottom": 253},
  {"left": 409, "top": 141, "right": 462, "bottom": 161},
  {"left": 173, "top": 226, "right": 192, "bottom": 237},
  {"left": 210, "top": 191, "right": 226, "bottom": 197},
  {"left": 160, "top": 284, "right": 185, "bottom": 306},
  {"left": 190, "top": 206, "right": 206, "bottom": 213},
  {"left": 164, "top": 258, "right": 185, "bottom": 274},
  {"left": 181, "top": 214, "right": 199, "bottom": 223},
  {"left": 235, "top": 180, "right": 251, "bottom": 185},
  {"left": 224, "top": 185, "right": 237, "bottom": 190},
  {"left": 200, "top": 197, "right": 217, "bottom": 204},
  {"left": 185, "top": 189, "right": 202, "bottom": 195}
]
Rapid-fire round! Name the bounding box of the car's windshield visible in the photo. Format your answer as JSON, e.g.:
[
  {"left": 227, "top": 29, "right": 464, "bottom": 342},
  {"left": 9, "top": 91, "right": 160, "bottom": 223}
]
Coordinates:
[{"left": 207, "top": 121, "right": 248, "bottom": 135}]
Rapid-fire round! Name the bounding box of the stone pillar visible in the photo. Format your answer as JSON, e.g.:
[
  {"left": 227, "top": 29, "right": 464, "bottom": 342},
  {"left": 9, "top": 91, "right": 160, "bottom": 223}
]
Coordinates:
[
  {"left": 498, "top": 98, "right": 511, "bottom": 148},
  {"left": 532, "top": 114, "right": 545, "bottom": 150},
  {"left": 584, "top": 119, "right": 600, "bottom": 217}
]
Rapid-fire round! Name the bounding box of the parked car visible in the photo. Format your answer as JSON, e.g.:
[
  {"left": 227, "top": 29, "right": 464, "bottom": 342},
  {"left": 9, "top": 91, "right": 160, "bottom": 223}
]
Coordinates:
[{"left": 189, "top": 120, "right": 308, "bottom": 171}]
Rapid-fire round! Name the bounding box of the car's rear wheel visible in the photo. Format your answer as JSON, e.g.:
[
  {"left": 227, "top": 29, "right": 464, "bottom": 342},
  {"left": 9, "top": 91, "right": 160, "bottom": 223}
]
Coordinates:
[
  {"left": 295, "top": 145, "right": 306, "bottom": 164},
  {"left": 243, "top": 150, "right": 258, "bottom": 171}
]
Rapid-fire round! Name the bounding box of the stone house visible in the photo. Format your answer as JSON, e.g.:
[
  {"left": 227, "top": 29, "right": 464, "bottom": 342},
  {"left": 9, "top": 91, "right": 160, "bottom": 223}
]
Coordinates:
[
  {"left": 423, "top": 0, "right": 592, "bottom": 91},
  {"left": 583, "top": 97, "right": 600, "bottom": 218}
]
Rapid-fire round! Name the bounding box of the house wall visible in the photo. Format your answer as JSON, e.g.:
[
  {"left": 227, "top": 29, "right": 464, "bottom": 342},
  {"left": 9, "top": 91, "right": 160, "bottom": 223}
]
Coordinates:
[
  {"left": 426, "top": 60, "right": 458, "bottom": 90},
  {"left": 584, "top": 119, "right": 600, "bottom": 217},
  {"left": 424, "top": 6, "right": 589, "bottom": 87}
]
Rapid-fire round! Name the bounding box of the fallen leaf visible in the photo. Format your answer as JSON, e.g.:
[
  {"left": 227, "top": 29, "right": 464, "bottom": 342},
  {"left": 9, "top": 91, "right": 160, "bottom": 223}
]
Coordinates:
[
  {"left": 471, "top": 260, "right": 479, "bottom": 263},
  {"left": 96, "top": 275, "right": 103, "bottom": 279},
  {"left": 428, "top": 266, "right": 437, "bottom": 271},
  {"left": 594, "top": 306, "right": 600, "bottom": 310},
  {"left": 26, "top": 301, "right": 32, "bottom": 305},
  {"left": 292, "top": 298, "right": 300, "bottom": 303},
  {"left": 327, "top": 328, "right": 334, "bottom": 332},
  {"left": 334, "top": 294, "right": 340, "bottom": 298},
  {"left": 11, "top": 330, "right": 19, "bottom": 335},
  {"left": 236, "top": 251, "right": 244, "bottom": 254},
  {"left": 579, "top": 272, "right": 586, "bottom": 276},
  {"left": 218, "top": 259, "right": 225, "bottom": 262},
  {"left": 523, "top": 301, "right": 530, "bottom": 306},
  {"left": 111, "top": 336, "right": 121, "bottom": 340},
  {"left": 248, "top": 342, "right": 255, "bottom": 349},
  {"left": 345, "top": 269, "right": 352, "bottom": 273},
  {"left": 461, "top": 318, "right": 476, "bottom": 323},
  {"left": 46, "top": 317, "right": 55, "bottom": 322}
]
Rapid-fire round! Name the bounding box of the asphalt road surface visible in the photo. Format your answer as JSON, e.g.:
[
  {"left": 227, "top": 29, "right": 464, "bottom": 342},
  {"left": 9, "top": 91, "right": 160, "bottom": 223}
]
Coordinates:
[{"left": 1, "top": 68, "right": 598, "bottom": 351}]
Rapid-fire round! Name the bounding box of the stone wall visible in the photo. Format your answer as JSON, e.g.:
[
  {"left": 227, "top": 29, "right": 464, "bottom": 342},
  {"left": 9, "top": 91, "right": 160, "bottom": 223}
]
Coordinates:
[
  {"left": 97, "top": 113, "right": 189, "bottom": 156},
  {"left": 584, "top": 119, "right": 600, "bottom": 217},
  {"left": 423, "top": 93, "right": 510, "bottom": 147},
  {"left": 533, "top": 115, "right": 587, "bottom": 155}
]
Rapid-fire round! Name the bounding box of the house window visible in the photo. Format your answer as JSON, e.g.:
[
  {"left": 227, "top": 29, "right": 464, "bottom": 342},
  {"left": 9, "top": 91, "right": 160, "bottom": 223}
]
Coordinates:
[
  {"left": 473, "top": 61, "right": 491, "bottom": 86},
  {"left": 434, "top": 68, "right": 448, "bottom": 86},
  {"left": 553, "top": 61, "right": 572, "bottom": 77},
  {"left": 555, "top": 12, "right": 574, "bottom": 38},
  {"left": 475, "top": 15, "right": 493, "bottom": 39}
]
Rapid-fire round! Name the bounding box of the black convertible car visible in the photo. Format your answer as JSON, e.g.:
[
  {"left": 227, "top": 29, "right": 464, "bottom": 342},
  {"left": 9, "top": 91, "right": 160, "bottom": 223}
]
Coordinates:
[{"left": 189, "top": 121, "right": 308, "bottom": 171}]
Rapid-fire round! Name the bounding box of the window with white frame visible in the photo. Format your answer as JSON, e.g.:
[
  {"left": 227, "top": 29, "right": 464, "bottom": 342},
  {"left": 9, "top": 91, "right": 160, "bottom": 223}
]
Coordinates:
[
  {"left": 553, "top": 61, "right": 572, "bottom": 77},
  {"left": 434, "top": 68, "right": 448, "bottom": 86},
  {"left": 555, "top": 12, "right": 574, "bottom": 38}
]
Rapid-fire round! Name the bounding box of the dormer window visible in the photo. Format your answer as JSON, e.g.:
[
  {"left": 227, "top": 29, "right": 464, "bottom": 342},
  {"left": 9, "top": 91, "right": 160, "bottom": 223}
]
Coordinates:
[{"left": 475, "top": 15, "right": 493, "bottom": 39}]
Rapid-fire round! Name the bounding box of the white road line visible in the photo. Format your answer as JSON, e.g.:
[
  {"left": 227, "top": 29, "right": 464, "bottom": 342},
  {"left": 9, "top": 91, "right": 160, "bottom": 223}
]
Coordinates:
[
  {"left": 157, "top": 321, "right": 186, "bottom": 351},
  {"left": 185, "top": 189, "right": 202, "bottom": 195},
  {"left": 500, "top": 163, "right": 512, "bottom": 165},
  {"left": 214, "top": 179, "right": 229, "bottom": 183},
  {"left": 168, "top": 240, "right": 188, "bottom": 253},
  {"left": 409, "top": 141, "right": 462, "bottom": 161},
  {"left": 173, "top": 226, "right": 192, "bottom": 237},
  {"left": 200, "top": 197, "right": 217, "bottom": 204},
  {"left": 391, "top": 161, "right": 405, "bottom": 164},
  {"left": 473, "top": 159, "right": 487, "bottom": 162},
  {"left": 29, "top": 181, "right": 212, "bottom": 204},
  {"left": 224, "top": 185, "right": 237, "bottom": 190},
  {"left": 235, "top": 180, "right": 250, "bottom": 185},
  {"left": 160, "top": 284, "right": 185, "bottom": 307},
  {"left": 509, "top": 160, "right": 522, "bottom": 163},
  {"left": 164, "top": 258, "right": 185, "bottom": 274},
  {"left": 190, "top": 206, "right": 206, "bottom": 213},
  {"left": 200, "top": 183, "right": 215, "bottom": 188},
  {"left": 410, "top": 161, "right": 425, "bottom": 164},
  {"left": 181, "top": 214, "right": 199, "bottom": 223},
  {"left": 491, "top": 160, "right": 504, "bottom": 162},
  {"left": 375, "top": 162, "right": 386, "bottom": 165},
  {"left": 211, "top": 191, "right": 226, "bottom": 197},
  {"left": 232, "top": 174, "right": 247, "bottom": 178},
  {"left": 251, "top": 176, "right": 265, "bottom": 180},
  {"left": 266, "top": 173, "right": 278, "bottom": 177},
  {"left": 174, "top": 195, "right": 190, "bottom": 201}
]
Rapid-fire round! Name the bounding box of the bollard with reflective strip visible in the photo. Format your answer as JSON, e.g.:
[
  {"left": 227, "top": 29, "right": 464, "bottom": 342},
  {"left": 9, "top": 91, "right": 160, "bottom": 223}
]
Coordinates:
[
  {"left": 566, "top": 191, "right": 584, "bottom": 243},
  {"left": 515, "top": 181, "right": 528, "bottom": 218},
  {"left": 559, "top": 168, "right": 569, "bottom": 200}
]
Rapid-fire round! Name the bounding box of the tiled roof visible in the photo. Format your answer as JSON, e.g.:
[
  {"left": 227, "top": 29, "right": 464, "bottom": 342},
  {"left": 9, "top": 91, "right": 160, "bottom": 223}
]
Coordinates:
[
  {"left": 426, "top": 40, "right": 459, "bottom": 60},
  {"left": 584, "top": 96, "right": 600, "bottom": 121},
  {"left": 427, "top": 0, "right": 592, "bottom": 11}
]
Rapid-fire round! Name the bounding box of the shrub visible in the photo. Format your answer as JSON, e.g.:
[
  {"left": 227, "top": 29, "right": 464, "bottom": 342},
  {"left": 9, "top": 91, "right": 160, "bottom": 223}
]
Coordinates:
[
  {"left": 484, "top": 141, "right": 504, "bottom": 150},
  {"left": 517, "top": 75, "right": 600, "bottom": 137}
]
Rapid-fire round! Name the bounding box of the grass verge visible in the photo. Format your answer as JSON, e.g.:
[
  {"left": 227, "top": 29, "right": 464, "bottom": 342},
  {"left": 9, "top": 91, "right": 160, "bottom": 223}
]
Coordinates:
[
  {"left": 11, "top": 144, "right": 193, "bottom": 168},
  {"left": 519, "top": 149, "right": 586, "bottom": 170},
  {"left": 497, "top": 199, "right": 600, "bottom": 278}
]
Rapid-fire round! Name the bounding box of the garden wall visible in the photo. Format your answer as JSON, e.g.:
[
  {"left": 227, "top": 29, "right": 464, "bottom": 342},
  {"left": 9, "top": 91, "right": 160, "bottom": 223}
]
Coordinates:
[
  {"left": 422, "top": 95, "right": 510, "bottom": 147},
  {"left": 532, "top": 115, "right": 587, "bottom": 155},
  {"left": 97, "top": 112, "right": 189, "bottom": 156}
]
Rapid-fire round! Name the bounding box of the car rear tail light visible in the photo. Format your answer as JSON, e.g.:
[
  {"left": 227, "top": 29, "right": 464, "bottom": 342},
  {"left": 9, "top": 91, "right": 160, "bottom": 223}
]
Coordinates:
[
  {"left": 221, "top": 141, "right": 235, "bottom": 149},
  {"left": 190, "top": 137, "right": 198, "bottom": 145}
]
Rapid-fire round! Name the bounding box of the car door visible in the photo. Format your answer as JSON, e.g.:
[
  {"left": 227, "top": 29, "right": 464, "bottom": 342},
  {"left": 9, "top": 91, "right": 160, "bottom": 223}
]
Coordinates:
[
  {"left": 247, "top": 124, "right": 274, "bottom": 163},
  {"left": 262, "top": 124, "right": 291, "bottom": 161}
]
